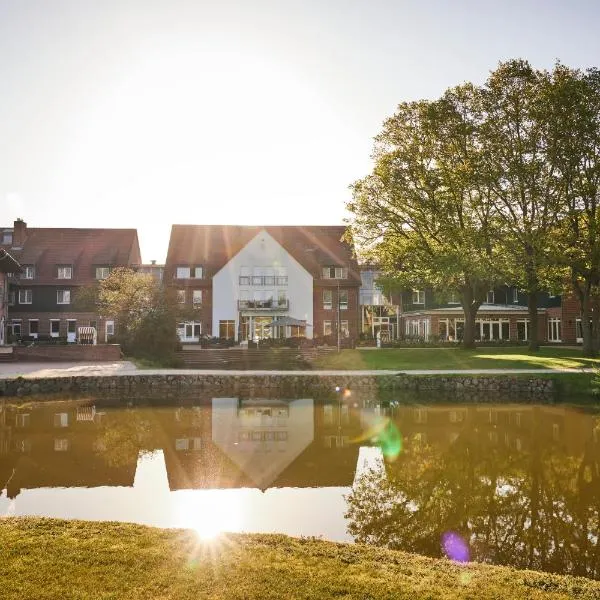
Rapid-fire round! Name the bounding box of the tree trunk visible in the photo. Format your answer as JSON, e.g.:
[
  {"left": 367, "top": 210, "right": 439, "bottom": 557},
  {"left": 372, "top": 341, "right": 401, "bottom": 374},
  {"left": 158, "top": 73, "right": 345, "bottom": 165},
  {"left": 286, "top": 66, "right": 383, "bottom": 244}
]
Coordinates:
[
  {"left": 581, "top": 286, "right": 594, "bottom": 358},
  {"left": 592, "top": 296, "right": 600, "bottom": 355},
  {"left": 461, "top": 285, "right": 480, "bottom": 350},
  {"left": 527, "top": 290, "right": 540, "bottom": 352}
]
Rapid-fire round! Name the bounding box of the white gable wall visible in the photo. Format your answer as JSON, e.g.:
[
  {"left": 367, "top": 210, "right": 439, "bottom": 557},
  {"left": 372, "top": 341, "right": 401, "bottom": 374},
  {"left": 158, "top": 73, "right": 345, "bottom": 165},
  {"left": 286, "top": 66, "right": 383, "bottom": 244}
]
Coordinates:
[{"left": 212, "top": 229, "right": 314, "bottom": 339}]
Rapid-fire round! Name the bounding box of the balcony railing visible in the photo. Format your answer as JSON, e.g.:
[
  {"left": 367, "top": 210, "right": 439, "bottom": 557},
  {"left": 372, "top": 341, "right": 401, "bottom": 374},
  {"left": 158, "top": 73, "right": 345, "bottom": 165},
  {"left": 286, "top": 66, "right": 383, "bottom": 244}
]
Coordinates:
[
  {"left": 239, "top": 276, "right": 288, "bottom": 286},
  {"left": 238, "top": 299, "right": 290, "bottom": 311}
]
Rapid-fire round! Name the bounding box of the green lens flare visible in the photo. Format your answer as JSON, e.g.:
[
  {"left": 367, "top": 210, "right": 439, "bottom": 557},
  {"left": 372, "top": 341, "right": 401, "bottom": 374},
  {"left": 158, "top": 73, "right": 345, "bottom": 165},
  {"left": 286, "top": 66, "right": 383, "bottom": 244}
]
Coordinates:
[{"left": 377, "top": 420, "right": 403, "bottom": 460}]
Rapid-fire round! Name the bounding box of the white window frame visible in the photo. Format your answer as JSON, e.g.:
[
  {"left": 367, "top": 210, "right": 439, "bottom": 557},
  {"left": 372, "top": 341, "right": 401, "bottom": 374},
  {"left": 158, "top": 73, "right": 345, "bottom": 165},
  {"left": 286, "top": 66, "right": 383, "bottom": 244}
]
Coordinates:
[
  {"left": 54, "top": 412, "right": 69, "bottom": 428},
  {"left": 19, "top": 289, "right": 32, "bottom": 304},
  {"left": 548, "top": 317, "right": 561, "bottom": 342},
  {"left": 50, "top": 319, "right": 60, "bottom": 337},
  {"left": 512, "top": 288, "right": 519, "bottom": 303},
  {"left": 485, "top": 290, "right": 495, "bottom": 304},
  {"left": 412, "top": 290, "right": 425, "bottom": 305},
  {"left": 335, "top": 267, "right": 348, "bottom": 279},
  {"left": 323, "top": 320, "right": 332, "bottom": 336},
  {"left": 96, "top": 267, "right": 110, "bottom": 280},
  {"left": 28, "top": 319, "right": 39, "bottom": 337},
  {"left": 176, "top": 266, "right": 191, "bottom": 279},
  {"left": 57, "top": 290, "right": 71, "bottom": 305},
  {"left": 22, "top": 266, "right": 35, "bottom": 279},
  {"left": 339, "top": 289, "right": 349, "bottom": 310},
  {"left": 323, "top": 290, "right": 333, "bottom": 310},
  {"left": 341, "top": 320, "right": 349, "bottom": 337},
  {"left": 54, "top": 439, "right": 69, "bottom": 452},
  {"left": 105, "top": 320, "right": 115, "bottom": 338},
  {"left": 193, "top": 267, "right": 203, "bottom": 279},
  {"left": 448, "top": 292, "right": 460, "bottom": 305},
  {"left": 57, "top": 266, "right": 72, "bottom": 279},
  {"left": 192, "top": 290, "right": 202, "bottom": 305},
  {"left": 177, "top": 289, "right": 186, "bottom": 304}
]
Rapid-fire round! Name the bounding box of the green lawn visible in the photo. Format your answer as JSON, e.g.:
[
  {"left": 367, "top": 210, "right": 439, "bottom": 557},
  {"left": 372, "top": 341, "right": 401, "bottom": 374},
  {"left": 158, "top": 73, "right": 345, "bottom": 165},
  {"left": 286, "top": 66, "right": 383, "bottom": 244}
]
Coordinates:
[
  {"left": 314, "top": 347, "right": 600, "bottom": 371},
  {"left": 1, "top": 518, "right": 599, "bottom": 599}
]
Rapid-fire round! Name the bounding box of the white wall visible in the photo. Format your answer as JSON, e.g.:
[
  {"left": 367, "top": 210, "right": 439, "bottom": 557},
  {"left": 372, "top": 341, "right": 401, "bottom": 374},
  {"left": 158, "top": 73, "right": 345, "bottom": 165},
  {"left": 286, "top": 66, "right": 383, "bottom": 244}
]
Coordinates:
[{"left": 212, "top": 229, "right": 314, "bottom": 339}]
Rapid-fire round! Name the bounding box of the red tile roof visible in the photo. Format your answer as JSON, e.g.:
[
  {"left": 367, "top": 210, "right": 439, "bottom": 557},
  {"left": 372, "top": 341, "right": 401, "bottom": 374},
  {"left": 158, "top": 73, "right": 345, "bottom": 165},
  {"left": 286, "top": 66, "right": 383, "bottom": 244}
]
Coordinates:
[
  {"left": 5, "top": 226, "right": 141, "bottom": 285},
  {"left": 165, "top": 225, "right": 360, "bottom": 283},
  {"left": 0, "top": 249, "right": 21, "bottom": 273}
]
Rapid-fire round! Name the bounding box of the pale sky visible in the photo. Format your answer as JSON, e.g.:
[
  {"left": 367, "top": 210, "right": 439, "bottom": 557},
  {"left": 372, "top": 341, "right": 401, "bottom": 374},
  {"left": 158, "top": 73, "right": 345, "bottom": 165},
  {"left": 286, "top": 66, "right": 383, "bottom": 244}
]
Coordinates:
[{"left": 1, "top": 0, "right": 599, "bottom": 262}]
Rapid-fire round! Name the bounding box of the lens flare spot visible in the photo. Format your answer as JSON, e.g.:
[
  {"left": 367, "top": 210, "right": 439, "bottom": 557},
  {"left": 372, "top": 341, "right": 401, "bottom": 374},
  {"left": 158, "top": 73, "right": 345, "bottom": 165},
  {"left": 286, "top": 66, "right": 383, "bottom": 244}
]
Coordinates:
[
  {"left": 441, "top": 531, "right": 470, "bottom": 563},
  {"left": 459, "top": 571, "right": 473, "bottom": 586},
  {"left": 343, "top": 389, "right": 352, "bottom": 399}
]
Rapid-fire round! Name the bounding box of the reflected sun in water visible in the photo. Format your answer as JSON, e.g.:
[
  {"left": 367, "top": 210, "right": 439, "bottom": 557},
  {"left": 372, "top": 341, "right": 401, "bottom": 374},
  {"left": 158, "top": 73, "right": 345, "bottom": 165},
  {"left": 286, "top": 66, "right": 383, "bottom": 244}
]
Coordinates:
[{"left": 174, "top": 490, "right": 243, "bottom": 541}]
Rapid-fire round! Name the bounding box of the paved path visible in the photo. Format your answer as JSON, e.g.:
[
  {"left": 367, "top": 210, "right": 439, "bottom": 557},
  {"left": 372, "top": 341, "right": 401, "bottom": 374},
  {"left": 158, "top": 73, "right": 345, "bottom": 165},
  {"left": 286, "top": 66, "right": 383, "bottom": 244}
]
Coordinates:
[{"left": 0, "top": 361, "right": 595, "bottom": 379}]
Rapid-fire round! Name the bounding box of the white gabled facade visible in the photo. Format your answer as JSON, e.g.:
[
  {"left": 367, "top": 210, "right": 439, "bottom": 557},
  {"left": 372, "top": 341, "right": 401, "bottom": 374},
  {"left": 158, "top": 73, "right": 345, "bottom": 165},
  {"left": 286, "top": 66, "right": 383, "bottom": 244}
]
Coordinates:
[{"left": 212, "top": 229, "right": 314, "bottom": 340}]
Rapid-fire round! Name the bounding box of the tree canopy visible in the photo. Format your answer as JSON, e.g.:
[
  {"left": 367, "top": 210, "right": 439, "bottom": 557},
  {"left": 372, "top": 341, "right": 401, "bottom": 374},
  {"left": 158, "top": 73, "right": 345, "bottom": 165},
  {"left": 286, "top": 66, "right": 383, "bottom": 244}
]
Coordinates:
[{"left": 348, "top": 59, "right": 600, "bottom": 354}]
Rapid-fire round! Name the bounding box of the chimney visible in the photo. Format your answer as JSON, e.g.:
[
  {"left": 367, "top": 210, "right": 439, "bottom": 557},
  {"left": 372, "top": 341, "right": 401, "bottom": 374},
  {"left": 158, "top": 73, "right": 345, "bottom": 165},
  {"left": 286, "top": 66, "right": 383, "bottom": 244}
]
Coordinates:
[
  {"left": 151, "top": 260, "right": 156, "bottom": 265},
  {"left": 12, "top": 218, "right": 27, "bottom": 248}
]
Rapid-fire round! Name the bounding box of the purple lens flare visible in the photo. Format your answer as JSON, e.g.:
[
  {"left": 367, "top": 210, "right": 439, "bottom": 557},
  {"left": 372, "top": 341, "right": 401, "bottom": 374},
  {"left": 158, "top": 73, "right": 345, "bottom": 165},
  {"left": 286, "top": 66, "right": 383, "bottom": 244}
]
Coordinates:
[{"left": 441, "top": 531, "right": 470, "bottom": 563}]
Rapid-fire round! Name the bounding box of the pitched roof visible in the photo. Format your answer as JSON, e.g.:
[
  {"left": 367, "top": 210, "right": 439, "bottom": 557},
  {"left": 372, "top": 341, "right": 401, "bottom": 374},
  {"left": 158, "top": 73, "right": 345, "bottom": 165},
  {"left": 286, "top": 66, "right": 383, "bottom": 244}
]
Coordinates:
[
  {"left": 0, "top": 248, "right": 21, "bottom": 273},
  {"left": 6, "top": 227, "right": 141, "bottom": 285},
  {"left": 165, "top": 225, "right": 361, "bottom": 283}
]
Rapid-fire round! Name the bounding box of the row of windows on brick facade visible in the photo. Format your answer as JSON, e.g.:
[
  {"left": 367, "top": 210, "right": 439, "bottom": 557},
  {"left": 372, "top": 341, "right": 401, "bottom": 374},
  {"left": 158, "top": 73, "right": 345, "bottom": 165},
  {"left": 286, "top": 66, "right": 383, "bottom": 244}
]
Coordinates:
[
  {"left": 322, "top": 320, "right": 350, "bottom": 336},
  {"left": 411, "top": 289, "right": 533, "bottom": 305},
  {"left": 15, "top": 266, "right": 113, "bottom": 280},
  {"left": 175, "top": 266, "right": 203, "bottom": 279},
  {"left": 9, "top": 318, "right": 115, "bottom": 338},
  {"left": 13, "top": 289, "right": 71, "bottom": 305},
  {"left": 177, "top": 289, "right": 203, "bottom": 304},
  {"left": 322, "top": 289, "right": 349, "bottom": 310}
]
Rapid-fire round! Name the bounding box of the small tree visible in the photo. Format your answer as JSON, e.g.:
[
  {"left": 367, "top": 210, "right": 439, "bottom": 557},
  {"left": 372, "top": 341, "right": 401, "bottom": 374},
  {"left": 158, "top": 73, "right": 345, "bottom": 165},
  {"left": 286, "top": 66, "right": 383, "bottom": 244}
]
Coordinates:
[{"left": 75, "top": 267, "right": 189, "bottom": 364}]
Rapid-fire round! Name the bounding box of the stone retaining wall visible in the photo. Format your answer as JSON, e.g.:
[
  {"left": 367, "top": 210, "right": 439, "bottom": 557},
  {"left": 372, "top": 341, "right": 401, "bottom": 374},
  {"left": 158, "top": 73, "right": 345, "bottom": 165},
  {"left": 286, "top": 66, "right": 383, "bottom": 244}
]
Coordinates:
[{"left": 0, "top": 373, "right": 555, "bottom": 400}]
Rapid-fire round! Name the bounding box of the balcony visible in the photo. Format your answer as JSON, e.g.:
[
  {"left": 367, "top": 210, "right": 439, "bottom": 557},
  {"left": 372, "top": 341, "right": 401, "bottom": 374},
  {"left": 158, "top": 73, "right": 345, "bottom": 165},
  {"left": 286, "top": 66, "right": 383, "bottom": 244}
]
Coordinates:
[
  {"left": 238, "top": 299, "right": 290, "bottom": 311},
  {"left": 239, "top": 275, "right": 288, "bottom": 286}
]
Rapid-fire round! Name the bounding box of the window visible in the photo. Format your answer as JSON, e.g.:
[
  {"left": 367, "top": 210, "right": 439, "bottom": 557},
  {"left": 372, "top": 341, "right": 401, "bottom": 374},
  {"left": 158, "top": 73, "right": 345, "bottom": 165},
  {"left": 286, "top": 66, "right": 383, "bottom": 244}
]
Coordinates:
[
  {"left": 239, "top": 266, "right": 251, "bottom": 285},
  {"left": 2, "top": 232, "right": 12, "bottom": 244},
  {"left": 29, "top": 320, "right": 39, "bottom": 336},
  {"left": 57, "top": 290, "right": 71, "bottom": 304},
  {"left": 485, "top": 290, "right": 495, "bottom": 304},
  {"left": 512, "top": 288, "right": 519, "bottom": 303},
  {"left": 57, "top": 266, "right": 72, "bottom": 279},
  {"left": 22, "top": 265, "right": 35, "bottom": 279},
  {"left": 54, "top": 413, "right": 69, "bottom": 428},
  {"left": 517, "top": 319, "right": 529, "bottom": 341},
  {"left": 192, "top": 290, "right": 202, "bottom": 305},
  {"left": 176, "top": 266, "right": 190, "bottom": 279},
  {"left": 219, "top": 320, "right": 235, "bottom": 339},
  {"left": 412, "top": 290, "right": 425, "bottom": 304},
  {"left": 277, "top": 290, "right": 287, "bottom": 307},
  {"left": 448, "top": 292, "right": 460, "bottom": 304},
  {"left": 54, "top": 439, "right": 69, "bottom": 452},
  {"left": 19, "top": 289, "right": 32, "bottom": 304},
  {"left": 105, "top": 320, "right": 115, "bottom": 337},
  {"left": 50, "top": 320, "right": 60, "bottom": 337},
  {"left": 339, "top": 290, "right": 348, "bottom": 310},
  {"left": 322, "top": 266, "right": 348, "bottom": 279},
  {"left": 193, "top": 267, "right": 203, "bottom": 279},
  {"left": 177, "top": 290, "right": 186, "bottom": 304},
  {"left": 96, "top": 267, "right": 110, "bottom": 280},
  {"left": 323, "top": 290, "right": 333, "bottom": 310},
  {"left": 8, "top": 291, "right": 15, "bottom": 306},
  {"left": 11, "top": 320, "right": 21, "bottom": 336},
  {"left": 16, "top": 413, "right": 30, "bottom": 428},
  {"left": 323, "top": 320, "right": 332, "bottom": 336},
  {"left": 341, "top": 320, "right": 349, "bottom": 337},
  {"left": 548, "top": 318, "right": 561, "bottom": 342}
]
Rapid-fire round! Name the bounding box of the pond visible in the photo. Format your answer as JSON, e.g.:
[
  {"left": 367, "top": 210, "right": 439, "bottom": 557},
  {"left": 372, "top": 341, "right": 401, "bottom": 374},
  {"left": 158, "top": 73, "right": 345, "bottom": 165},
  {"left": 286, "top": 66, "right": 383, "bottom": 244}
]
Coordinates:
[{"left": 1, "top": 394, "right": 599, "bottom": 579}]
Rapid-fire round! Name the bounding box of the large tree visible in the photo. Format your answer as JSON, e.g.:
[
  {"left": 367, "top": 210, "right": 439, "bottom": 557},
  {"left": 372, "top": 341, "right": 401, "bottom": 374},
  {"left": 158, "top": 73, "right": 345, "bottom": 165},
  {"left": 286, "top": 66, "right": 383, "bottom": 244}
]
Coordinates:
[
  {"left": 545, "top": 65, "right": 600, "bottom": 356},
  {"left": 348, "top": 85, "right": 500, "bottom": 348},
  {"left": 478, "top": 60, "right": 566, "bottom": 351}
]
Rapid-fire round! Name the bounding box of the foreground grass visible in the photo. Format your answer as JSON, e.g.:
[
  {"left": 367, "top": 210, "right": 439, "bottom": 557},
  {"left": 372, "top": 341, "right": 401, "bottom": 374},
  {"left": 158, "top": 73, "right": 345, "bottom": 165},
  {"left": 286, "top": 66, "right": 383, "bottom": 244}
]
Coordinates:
[
  {"left": 1, "top": 518, "right": 599, "bottom": 599},
  {"left": 315, "top": 347, "right": 600, "bottom": 371}
]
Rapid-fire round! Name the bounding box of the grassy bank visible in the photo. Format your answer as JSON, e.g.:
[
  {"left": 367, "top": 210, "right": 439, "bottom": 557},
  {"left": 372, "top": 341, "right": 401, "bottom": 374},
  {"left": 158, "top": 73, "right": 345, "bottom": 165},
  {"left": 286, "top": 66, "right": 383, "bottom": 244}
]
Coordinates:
[
  {"left": 314, "top": 347, "right": 600, "bottom": 371},
  {"left": 1, "top": 518, "right": 599, "bottom": 599}
]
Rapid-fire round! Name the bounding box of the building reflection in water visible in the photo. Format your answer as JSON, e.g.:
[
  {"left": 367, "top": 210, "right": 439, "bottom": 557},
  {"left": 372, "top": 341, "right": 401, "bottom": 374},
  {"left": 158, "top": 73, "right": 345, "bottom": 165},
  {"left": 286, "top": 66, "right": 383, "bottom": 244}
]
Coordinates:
[{"left": 0, "top": 397, "right": 599, "bottom": 577}]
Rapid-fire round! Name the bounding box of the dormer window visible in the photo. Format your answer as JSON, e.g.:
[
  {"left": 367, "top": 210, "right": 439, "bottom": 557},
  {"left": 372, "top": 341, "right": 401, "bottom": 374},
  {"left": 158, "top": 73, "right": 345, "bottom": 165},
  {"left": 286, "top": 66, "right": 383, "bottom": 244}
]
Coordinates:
[
  {"left": 22, "top": 266, "right": 35, "bottom": 280},
  {"left": 322, "top": 266, "right": 348, "bottom": 279},
  {"left": 193, "top": 267, "right": 203, "bottom": 279},
  {"left": 96, "top": 267, "right": 110, "bottom": 280},
  {"left": 57, "top": 266, "right": 72, "bottom": 279},
  {"left": 2, "top": 232, "right": 12, "bottom": 245},
  {"left": 176, "top": 266, "right": 190, "bottom": 279},
  {"left": 485, "top": 290, "right": 495, "bottom": 304},
  {"left": 412, "top": 290, "right": 425, "bottom": 304}
]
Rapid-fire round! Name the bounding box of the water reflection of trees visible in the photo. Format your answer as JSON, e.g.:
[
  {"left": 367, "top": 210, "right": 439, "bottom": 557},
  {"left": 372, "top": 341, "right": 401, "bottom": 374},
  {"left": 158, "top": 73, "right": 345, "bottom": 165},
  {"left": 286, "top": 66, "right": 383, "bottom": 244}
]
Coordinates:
[{"left": 346, "top": 408, "right": 600, "bottom": 579}]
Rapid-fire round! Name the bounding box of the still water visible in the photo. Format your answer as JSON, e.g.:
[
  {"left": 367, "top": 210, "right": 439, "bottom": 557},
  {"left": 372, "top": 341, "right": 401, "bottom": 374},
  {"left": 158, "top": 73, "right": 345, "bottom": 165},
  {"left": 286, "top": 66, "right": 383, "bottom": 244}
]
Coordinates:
[{"left": 1, "top": 395, "right": 599, "bottom": 579}]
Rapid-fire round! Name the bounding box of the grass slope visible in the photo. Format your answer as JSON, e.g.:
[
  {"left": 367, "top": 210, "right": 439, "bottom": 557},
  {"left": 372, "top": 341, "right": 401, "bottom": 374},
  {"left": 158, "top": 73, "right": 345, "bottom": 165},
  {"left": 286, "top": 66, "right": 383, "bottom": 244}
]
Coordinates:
[
  {"left": 314, "top": 347, "right": 600, "bottom": 371},
  {"left": 1, "top": 518, "right": 599, "bottom": 599}
]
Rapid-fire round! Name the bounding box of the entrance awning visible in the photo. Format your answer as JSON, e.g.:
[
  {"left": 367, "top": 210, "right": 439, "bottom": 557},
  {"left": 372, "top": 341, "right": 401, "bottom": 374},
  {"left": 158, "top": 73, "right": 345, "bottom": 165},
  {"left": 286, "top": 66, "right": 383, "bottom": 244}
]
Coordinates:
[{"left": 268, "top": 317, "right": 309, "bottom": 327}]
